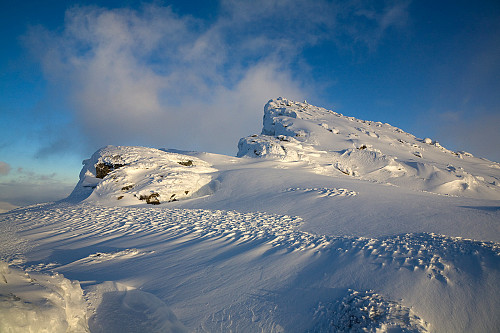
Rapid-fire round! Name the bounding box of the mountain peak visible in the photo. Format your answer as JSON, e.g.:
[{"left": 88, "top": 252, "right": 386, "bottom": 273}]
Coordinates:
[{"left": 238, "top": 98, "right": 500, "bottom": 199}]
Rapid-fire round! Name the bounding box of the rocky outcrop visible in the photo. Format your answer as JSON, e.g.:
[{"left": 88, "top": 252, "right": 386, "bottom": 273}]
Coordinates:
[
  {"left": 237, "top": 97, "right": 500, "bottom": 199},
  {"left": 69, "top": 146, "right": 217, "bottom": 204}
]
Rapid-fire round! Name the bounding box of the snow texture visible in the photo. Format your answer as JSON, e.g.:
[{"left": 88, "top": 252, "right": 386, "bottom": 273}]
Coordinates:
[
  {"left": 0, "top": 261, "right": 89, "bottom": 333},
  {"left": 1, "top": 98, "right": 499, "bottom": 332},
  {"left": 311, "top": 289, "right": 430, "bottom": 332}
]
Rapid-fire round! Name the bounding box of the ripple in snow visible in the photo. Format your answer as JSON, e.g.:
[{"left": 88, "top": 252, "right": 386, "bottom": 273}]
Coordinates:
[{"left": 285, "top": 187, "right": 358, "bottom": 197}]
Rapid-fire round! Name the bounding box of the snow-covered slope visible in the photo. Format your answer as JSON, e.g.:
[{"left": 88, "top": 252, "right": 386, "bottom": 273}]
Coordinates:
[
  {"left": 1, "top": 98, "right": 499, "bottom": 332},
  {"left": 239, "top": 98, "right": 500, "bottom": 199}
]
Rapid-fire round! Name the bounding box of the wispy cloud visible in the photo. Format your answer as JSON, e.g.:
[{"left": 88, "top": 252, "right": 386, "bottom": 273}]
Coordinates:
[
  {"left": 24, "top": 1, "right": 409, "bottom": 154},
  {"left": 0, "top": 161, "right": 11, "bottom": 175},
  {"left": 338, "top": 0, "right": 411, "bottom": 52}
]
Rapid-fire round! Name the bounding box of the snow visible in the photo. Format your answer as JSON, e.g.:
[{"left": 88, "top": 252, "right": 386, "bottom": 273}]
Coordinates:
[
  {"left": 311, "top": 289, "right": 430, "bottom": 332},
  {"left": 0, "top": 261, "right": 89, "bottom": 333},
  {"left": 0, "top": 202, "right": 19, "bottom": 214},
  {"left": 85, "top": 282, "right": 187, "bottom": 333},
  {"left": 1, "top": 98, "right": 499, "bottom": 332},
  {"left": 70, "top": 146, "right": 216, "bottom": 205},
  {"left": 238, "top": 97, "right": 500, "bottom": 199}
]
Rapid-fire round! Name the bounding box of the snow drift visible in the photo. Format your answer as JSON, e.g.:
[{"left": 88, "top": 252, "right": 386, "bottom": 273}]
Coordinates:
[{"left": 0, "top": 261, "right": 89, "bottom": 333}]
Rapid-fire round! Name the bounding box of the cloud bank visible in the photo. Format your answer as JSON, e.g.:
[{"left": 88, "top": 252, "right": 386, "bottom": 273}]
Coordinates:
[
  {"left": 0, "top": 167, "right": 74, "bottom": 207},
  {"left": 25, "top": 0, "right": 410, "bottom": 155}
]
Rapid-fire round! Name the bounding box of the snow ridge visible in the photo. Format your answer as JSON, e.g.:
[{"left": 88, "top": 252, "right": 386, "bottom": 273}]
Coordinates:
[
  {"left": 285, "top": 187, "right": 358, "bottom": 197},
  {"left": 0, "top": 261, "right": 89, "bottom": 333}
]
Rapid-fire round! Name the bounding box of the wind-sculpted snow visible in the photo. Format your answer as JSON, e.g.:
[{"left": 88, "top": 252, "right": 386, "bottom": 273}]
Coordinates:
[
  {"left": 2, "top": 98, "right": 500, "bottom": 331},
  {"left": 85, "top": 282, "right": 188, "bottom": 333},
  {"left": 67, "top": 249, "right": 155, "bottom": 266},
  {"left": 0, "top": 261, "right": 89, "bottom": 333},
  {"left": 312, "top": 289, "right": 430, "bottom": 332},
  {"left": 9, "top": 204, "right": 498, "bottom": 261},
  {"left": 238, "top": 97, "right": 500, "bottom": 199},
  {"left": 0, "top": 215, "right": 32, "bottom": 265},
  {"left": 361, "top": 233, "right": 500, "bottom": 283},
  {"left": 285, "top": 187, "right": 358, "bottom": 197},
  {"left": 2, "top": 203, "right": 500, "bottom": 331}
]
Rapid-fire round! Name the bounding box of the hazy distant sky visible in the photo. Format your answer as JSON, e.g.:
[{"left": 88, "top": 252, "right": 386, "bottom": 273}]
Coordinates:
[{"left": 1, "top": 0, "right": 499, "bottom": 207}]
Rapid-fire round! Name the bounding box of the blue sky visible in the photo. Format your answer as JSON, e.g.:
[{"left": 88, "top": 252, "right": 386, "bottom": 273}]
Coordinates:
[{"left": 1, "top": 0, "right": 499, "bottom": 207}]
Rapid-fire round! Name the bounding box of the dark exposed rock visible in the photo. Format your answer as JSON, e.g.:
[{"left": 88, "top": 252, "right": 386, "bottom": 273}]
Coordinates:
[
  {"left": 121, "top": 185, "right": 134, "bottom": 191},
  {"left": 95, "top": 163, "right": 110, "bottom": 179},
  {"left": 96, "top": 162, "right": 125, "bottom": 179},
  {"left": 178, "top": 160, "right": 193, "bottom": 166},
  {"left": 139, "top": 193, "right": 161, "bottom": 205}
]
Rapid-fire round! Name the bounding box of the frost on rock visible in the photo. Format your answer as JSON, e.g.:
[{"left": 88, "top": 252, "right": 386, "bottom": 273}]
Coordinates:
[
  {"left": 69, "top": 146, "right": 217, "bottom": 205},
  {"left": 312, "top": 289, "right": 429, "bottom": 333},
  {"left": 0, "top": 261, "right": 89, "bottom": 333},
  {"left": 237, "top": 135, "right": 300, "bottom": 160},
  {"left": 237, "top": 97, "right": 500, "bottom": 199}
]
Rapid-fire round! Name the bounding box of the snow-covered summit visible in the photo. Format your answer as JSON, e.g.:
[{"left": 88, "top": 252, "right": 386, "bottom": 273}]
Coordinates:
[{"left": 238, "top": 97, "right": 500, "bottom": 199}]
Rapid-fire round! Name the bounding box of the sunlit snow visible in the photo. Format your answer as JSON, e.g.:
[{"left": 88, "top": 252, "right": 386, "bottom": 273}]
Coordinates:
[{"left": 1, "top": 98, "right": 499, "bottom": 332}]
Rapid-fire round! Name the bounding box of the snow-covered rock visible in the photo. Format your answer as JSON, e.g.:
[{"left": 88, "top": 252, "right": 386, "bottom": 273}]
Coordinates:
[
  {"left": 238, "top": 97, "right": 500, "bottom": 199},
  {"left": 69, "top": 146, "right": 217, "bottom": 205}
]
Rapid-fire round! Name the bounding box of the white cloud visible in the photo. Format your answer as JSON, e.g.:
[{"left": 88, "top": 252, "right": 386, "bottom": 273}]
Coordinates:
[
  {"left": 24, "top": 1, "right": 409, "bottom": 155},
  {"left": 0, "top": 168, "right": 75, "bottom": 206}
]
